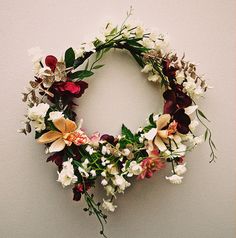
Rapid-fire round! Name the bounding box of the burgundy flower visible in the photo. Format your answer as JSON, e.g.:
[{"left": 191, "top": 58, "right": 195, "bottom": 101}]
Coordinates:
[
  {"left": 46, "top": 152, "right": 63, "bottom": 169},
  {"left": 163, "top": 88, "right": 192, "bottom": 114},
  {"left": 100, "top": 134, "right": 115, "bottom": 144},
  {"left": 45, "top": 55, "right": 58, "bottom": 72},
  {"left": 173, "top": 108, "right": 191, "bottom": 134},
  {"left": 162, "top": 59, "right": 177, "bottom": 80},
  {"left": 72, "top": 182, "right": 91, "bottom": 201}
]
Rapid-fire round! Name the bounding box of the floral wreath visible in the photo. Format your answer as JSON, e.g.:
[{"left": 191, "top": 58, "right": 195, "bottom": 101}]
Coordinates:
[{"left": 19, "top": 10, "right": 216, "bottom": 237}]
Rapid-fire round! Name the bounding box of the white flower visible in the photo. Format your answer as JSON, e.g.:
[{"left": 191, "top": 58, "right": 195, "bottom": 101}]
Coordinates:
[
  {"left": 74, "top": 48, "right": 84, "bottom": 58},
  {"left": 107, "top": 164, "right": 118, "bottom": 175},
  {"left": 193, "top": 136, "right": 204, "bottom": 145},
  {"left": 141, "top": 38, "right": 155, "bottom": 49},
  {"left": 48, "top": 111, "right": 64, "bottom": 121},
  {"left": 57, "top": 159, "right": 77, "bottom": 187},
  {"left": 172, "top": 143, "right": 187, "bottom": 157},
  {"left": 28, "top": 103, "right": 49, "bottom": 132},
  {"left": 62, "top": 158, "right": 74, "bottom": 171},
  {"left": 135, "top": 26, "right": 144, "bottom": 38},
  {"left": 102, "top": 199, "right": 117, "bottom": 212},
  {"left": 105, "top": 185, "right": 115, "bottom": 196},
  {"left": 122, "top": 148, "right": 130, "bottom": 156},
  {"left": 127, "top": 161, "right": 142, "bottom": 177},
  {"left": 102, "top": 146, "right": 110, "bottom": 155},
  {"left": 183, "top": 77, "right": 196, "bottom": 94},
  {"left": 185, "top": 105, "right": 198, "bottom": 115},
  {"left": 166, "top": 174, "right": 183, "bottom": 184},
  {"left": 141, "top": 64, "right": 153, "bottom": 73},
  {"left": 122, "top": 28, "right": 131, "bottom": 38},
  {"left": 82, "top": 42, "right": 96, "bottom": 53},
  {"left": 90, "top": 170, "right": 96, "bottom": 177},
  {"left": 144, "top": 128, "right": 157, "bottom": 140},
  {"left": 28, "top": 46, "right": 43, "bottom": 62},
  {"left": 82, "top": 159, "right": 89, "bottom": 168},
  {"left": 174, "top": 163, "right": 187, "bottom": 176},
  {"left": 28, "top": 103, "right": 49, "bottom": 121},
  {"left": 194, "top": 86, "right": 204, "bottom": 98},
  {"left": 112, "top": 175, "right": 130, "bottom": 192},
  {"left": 101, "top": 171, "right": 106, "bottom": 177},
  {"left": 155, "top": 38, "right": 170, "bottom": 56},
  {"left": 78, "top": 167, "right": 89, "bottom": 178},
  {"left": 176, "top": 70, "right": 185, "bottom": 84},
  {"left": 189, "top": 119, "right": 199, "bottom": 132},
  {"left": 148, "top": 73, "right": 161, "bottom": 82},
  {"left": 101, "top": 179, "right": 108, "bottom": 186},
  {"left": 85, "top": 145, "right": 94, "bottom": 155}
]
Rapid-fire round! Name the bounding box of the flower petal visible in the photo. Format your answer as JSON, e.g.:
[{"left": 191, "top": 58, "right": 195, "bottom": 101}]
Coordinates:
[
  {"left": 65, "top": 119, "right": 77, "bottom": 133},
  {"left": 37, "top": 131, "right": 62, "bottom": 144},
  {"left": 54, "top": 118, "right": 66, "bottom": 133},
  {"left": 49, "top": 138, "right": 66, "bottom": 153},
  {"left": 154, "top": 136, "right": 167, "bottom": 152},
  {"left": 184, "top": 105, "right": 198, "bottom": 115},
  {"left": 156, "top": 114, "right": 171, "bottom": 130},
  {"left": 157, "top": 129, "right": 168, "bottom": 139},
  {"left": 144, "top": 128, "right": 157, "bottom": 140}
]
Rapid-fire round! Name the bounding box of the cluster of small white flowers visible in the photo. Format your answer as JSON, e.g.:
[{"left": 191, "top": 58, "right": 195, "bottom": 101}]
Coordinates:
[
  {"left": 27, "top": 103, "right": 49, "bottom": 131},
  {"left": 57, "top": 159, "right": 77, "bottom": 187}
]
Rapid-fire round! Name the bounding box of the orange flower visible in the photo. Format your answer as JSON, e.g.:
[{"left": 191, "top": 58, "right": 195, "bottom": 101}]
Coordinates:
[{"left": 37, "top": 117, "right": 88, "bottom": 153}]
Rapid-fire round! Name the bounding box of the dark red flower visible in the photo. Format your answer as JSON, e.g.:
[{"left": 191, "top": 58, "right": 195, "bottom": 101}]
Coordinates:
[
  {"left": 100, "top": 134, "right": 115, "bottom": 144},
  {"left": 72, "top": 182, "right": 91, "bottom": 201},
  {"left": 173, "top": 108, "right": 191, "bottom": 134},
  {"left": 46, "top": 152, "right": 63, "bottom": 169},
  {"left": 57, "top": 81, "right": 80, "bottom": 94},
  {"left": 163, "top": 89, "right": 192, "bottom": 114},
  {"left": 53, "top": 81, "right": 88, "bottom": 98},
  {"left": 162, "top": 59, "right": 177, "bottom": 80},
  {"left": 45, "top": 55, "right": 58, "bottom": 72}
]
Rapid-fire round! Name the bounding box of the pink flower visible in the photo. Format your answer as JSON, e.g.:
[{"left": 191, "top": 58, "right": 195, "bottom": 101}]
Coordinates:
[
  {"left": 89, "top": 132, "right": 100, "bottom": 147},
  {"left": 138, "top": 150, "right": 165, "bottom": 179}
]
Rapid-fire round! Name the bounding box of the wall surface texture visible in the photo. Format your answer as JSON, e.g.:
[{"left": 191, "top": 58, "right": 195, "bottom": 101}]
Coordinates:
[{"left": 0, "top": 1, "right": 235, "bottom": 238}]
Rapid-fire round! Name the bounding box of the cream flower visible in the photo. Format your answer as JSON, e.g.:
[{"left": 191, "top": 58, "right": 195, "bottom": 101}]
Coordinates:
[
  {"left": 144, "top": 114, "right": 172, "bottom": 152},
  {"left": 165, "top": 174, "right": 183, "bottom": 184},
  {"left": 141, "top": 64, "right": 153, "bottom": 73},
  {"left": 148, "top": 73, "right": 161, "bottom": 82},
  {"left": 28, "top": 46, "right": 43, "bottom": 63},
  {"left": 105, "top": 185, "right": 115, "bottom": 196},
  {"left": 102, "top": 199, "right": 117, "bottom": 212}
]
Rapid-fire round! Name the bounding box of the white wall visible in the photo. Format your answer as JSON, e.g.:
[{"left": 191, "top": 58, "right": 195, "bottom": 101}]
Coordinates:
[{"left": 0, "top": 0, "right": 235, "bottom": 237}]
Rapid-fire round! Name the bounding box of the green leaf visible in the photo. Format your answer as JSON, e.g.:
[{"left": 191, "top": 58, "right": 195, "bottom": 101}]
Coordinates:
[
  {"left": 121, "top": 124, "right": 134, "bottom": 141},
  {"left": 93, "top": 64, "right": 104, "bottom": 70},
  {"left": 70, "top": 70, "right": 94, "bottom": 80},
  {"left": 65, "top": 47, "right": 75, "bottom": 68},
  {"left": 148, "top": 113, "right": 155, "bottom": 126},
  {"left": 198, "top": 109, "right": 210, "bottom": 122}
]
